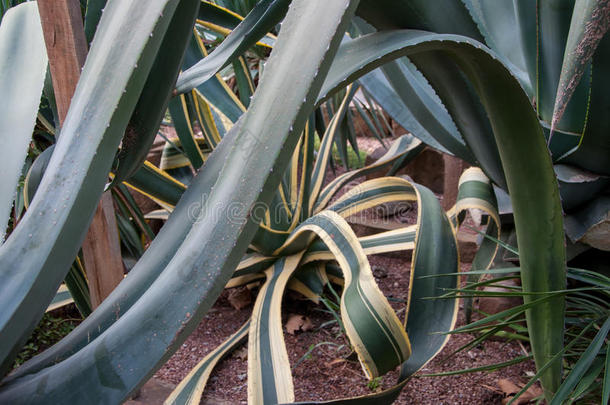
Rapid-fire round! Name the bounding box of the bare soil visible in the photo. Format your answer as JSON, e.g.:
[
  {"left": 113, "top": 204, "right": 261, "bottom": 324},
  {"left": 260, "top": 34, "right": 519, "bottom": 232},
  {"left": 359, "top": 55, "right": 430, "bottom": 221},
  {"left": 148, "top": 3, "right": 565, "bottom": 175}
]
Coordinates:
[
  {"left": 155, "top": 253, "right": 536, "bottom": 404},
  {"left": 155, "top": 152, "right": 537, "bottom": 404}
]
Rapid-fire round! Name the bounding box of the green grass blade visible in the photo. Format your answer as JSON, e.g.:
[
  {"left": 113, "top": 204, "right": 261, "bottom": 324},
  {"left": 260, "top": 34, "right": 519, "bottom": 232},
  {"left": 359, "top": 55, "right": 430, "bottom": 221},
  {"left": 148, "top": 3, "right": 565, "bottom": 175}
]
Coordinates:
[
  {"left": 601, "top": 346, "right": 610, "bottom": 404},
  {"left": 550, "top": 317, "right": 610, "bottom": 404},
  {"left": 419, "top": 355, "right": 533, "bottom": 377}
]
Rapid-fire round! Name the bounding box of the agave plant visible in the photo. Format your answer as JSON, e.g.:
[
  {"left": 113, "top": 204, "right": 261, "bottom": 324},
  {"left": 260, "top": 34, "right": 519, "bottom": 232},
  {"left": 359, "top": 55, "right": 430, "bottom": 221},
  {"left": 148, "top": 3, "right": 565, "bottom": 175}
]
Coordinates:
[
  {"left": 0, "top": 0, "right": 599, "bottom": 403},
  {"left": 148, "top": 82, "right": 504, "bottom": 403}
]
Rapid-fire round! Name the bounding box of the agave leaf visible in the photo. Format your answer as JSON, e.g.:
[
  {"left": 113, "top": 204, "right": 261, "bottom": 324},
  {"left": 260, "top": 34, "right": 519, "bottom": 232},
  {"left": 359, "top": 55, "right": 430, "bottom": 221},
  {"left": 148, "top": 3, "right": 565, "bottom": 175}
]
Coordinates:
[
  {"left": 113, "top": 183, "right": 156, "bottom": 242},
  {"left": 176, "top": 0, "right": 291, "bottom": 94},
  {"left": 453, "top": 168, "right": 501, "bottom": 323},
  {"left": 311, "top": 29, "right": 567, "bottom": 396},
  {"left": 111, "top": 2, "right": 200, "bottom": 186},
  {"left": 0, "top": 0, "right": 186, "bottom": 378},
  {"left": 63, "top": 256, "right": 92, "bottom": 318},
  {"left": 288, "top": 179, "right": 459, "bottom": 405},
  {"left": 168, "top": 95, "right": 206, "bottom": 170},
  {"left": 83, "top": 0, "right": 107, "bottom": 44},
  {"left": 564, "top": 195, "right": 610, "bottom": 250},
  {"left": 461, "top": 0, "right": 531, "bottom": 94},
  {"left": 551, "top": 0, "right": 610, "bottom": 133},
  {"left": 359, "top": 67, "right": 452, "bottom": 155},
  {"left": 319, "top": 32, "right": 507, "bottom": 188},
  {"left": 261, "top": 212, "right": 411, "bottom": 398},
  {"left": 308, "top": 85, "right": 357, "bottom": 215},
  {"left": 538, "top": 0, "right": 592, "bottom": 134},
  {"left": 314, "top": 134, "right": 423, "bottom": 212},
  {"left": 353, "top": 98, "right": 384, "bottom": 145},
  {"left": 249, "top": 210, "right": 414, "bottom": 404},
  {"left": 124, "top": 161, "right": 187, "bottom": 208},
  {"left": 513, "top": 0, "right": 538, "bottom": 95},
  {"left": 23, "top": 146, "right": 54, "bottom": 210},
  {"left": 46, "top": 285, "right": 74, "bottom": 313},
  {"left": 408, "top": 51, "right": 507, "bottom": 189},
  {"left": 356, "top": 0, "right": 483, "bottom": 39},
  {"left": 380, "top": 59, "right": 472, "bottom": 159},
  {"left": 192, "top": 90, "right": 225, "bottom": 148},
  {"left": 182, "top": 32, "right": 246, "bottom": 124},
  {"left": 555, "top": 164, "right": 610, "bottom": 211},
  {"left": 7, "top": 119, "right": 239, "bottom": 385},
  {"left": 232, "top": 56, "right": 256, "bottom": 107},
  {"left": 197, "top": 0, "right": 276, "bottom": 47},
  {"left": 247, "top": 256, "right": 302, "bottom": 404},
  {"left": 23, "top": 147, "right": 93, "bottom": 317},
  {"left": 250, "top": 133, "right": 421, "bottom": 255},
  {"left": 508, "top": 321, "right": 596, "bottom": 405},
  {"left": 0, "top": 2, "right": 48, "bottom": 241},
  {"left": 0, "top": 1, "right": 360, "bottom": 402},
  {"left": 560, "top": 19, "right": 610, "bottom": 175}
]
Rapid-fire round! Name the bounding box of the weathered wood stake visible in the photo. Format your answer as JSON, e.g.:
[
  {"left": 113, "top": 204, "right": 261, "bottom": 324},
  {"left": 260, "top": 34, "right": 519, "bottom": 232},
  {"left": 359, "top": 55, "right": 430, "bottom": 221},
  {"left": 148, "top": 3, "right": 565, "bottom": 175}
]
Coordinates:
[{"left": 38, "top": 0, "right": 124, "bottom": 308}]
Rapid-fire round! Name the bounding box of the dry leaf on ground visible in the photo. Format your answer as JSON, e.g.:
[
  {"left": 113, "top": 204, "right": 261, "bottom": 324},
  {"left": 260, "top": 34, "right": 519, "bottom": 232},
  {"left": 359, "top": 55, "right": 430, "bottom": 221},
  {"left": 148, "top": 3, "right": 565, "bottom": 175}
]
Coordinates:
[
  {"left": 227, "top": 287, "right": 252, "bottom": 310},
  {"left": 498, "top": 378, "right": 543, "bottom": 404}
]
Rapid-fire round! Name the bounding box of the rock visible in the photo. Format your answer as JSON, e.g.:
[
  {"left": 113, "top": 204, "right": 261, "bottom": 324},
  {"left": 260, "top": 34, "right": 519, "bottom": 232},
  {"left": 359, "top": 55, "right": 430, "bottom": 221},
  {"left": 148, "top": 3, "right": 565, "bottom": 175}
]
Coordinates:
[
  {"left": 395, "top": 147, "right": 446, "bottom": 194},
  {"left": 285, "top": 314, "right": 314, "bottom": 334},
  {"left": 458, "top": 232, "right": 479, "bottom": 263},
  {"left": 477, "top": 278, "right": 522, "bottom": 317}
]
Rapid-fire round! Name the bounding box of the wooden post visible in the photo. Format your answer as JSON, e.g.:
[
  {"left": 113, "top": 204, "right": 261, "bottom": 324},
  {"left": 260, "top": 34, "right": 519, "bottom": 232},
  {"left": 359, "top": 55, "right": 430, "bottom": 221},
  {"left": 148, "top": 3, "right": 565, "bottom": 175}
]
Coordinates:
[
  {"left": 37, "top": 0, "right": 87, "bottom": 122},
  {"left": 38, "top": 0, "right": 124, "bottom": 308}
]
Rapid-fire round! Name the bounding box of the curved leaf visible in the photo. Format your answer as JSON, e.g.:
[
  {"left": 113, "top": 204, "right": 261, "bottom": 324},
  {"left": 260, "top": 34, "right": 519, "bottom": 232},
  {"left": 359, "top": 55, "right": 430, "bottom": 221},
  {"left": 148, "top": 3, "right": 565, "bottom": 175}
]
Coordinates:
[
  {"left": 111, "top": 1, "right": 200, "bottom": 185},
  {"left": 176, "top": 0, "right": 291, "bottom": 94},
  {"left": 550, "top": 317, "right": 610, "bottom": 404},
  {"left": 0, "top": 2, "right": 48, "bottom": 240},
  {"left": 461, "top": 0, "right": 532, "bottom": 94},
  {"left": 314, "top": 28, "right": 565, "bottom": 398},
  {"left": 0, "top": 0, "right": 184, "bottom": 376},
  {"left": 538, "top": 0, "right": 591, "bottom": 134},
  {"left": 0, "top": 1, "right": 359, "bottom": 402}
]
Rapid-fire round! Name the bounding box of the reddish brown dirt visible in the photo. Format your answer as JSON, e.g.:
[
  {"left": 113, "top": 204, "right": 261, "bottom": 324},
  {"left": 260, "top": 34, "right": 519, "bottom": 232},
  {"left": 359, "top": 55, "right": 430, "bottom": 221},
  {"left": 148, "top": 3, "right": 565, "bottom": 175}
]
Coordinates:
[
  {"left": 154, "top": 137, "right": 538, "bottom": 404},
  {"left": 153, "top": 133, "right": 540, "bottom": 404},
  {"left": 155, "top": 254, "right": 537, "bottom": 405}
]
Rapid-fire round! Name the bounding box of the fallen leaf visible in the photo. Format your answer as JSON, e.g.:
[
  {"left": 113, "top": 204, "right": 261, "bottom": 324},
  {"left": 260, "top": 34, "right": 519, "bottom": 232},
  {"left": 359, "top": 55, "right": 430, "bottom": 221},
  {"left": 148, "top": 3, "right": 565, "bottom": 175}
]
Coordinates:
[
  {"left": 228, "top": 287, "right": 252, "bottom": 310},
  {"left": 498, "top": 379, "right": 543, "bottom": 404},
  {"left": 326, "top": 358, "right": 346, "bottom": 368},
  {"left": 285, "top": 314, "right": 313, "bottom": 335}
]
